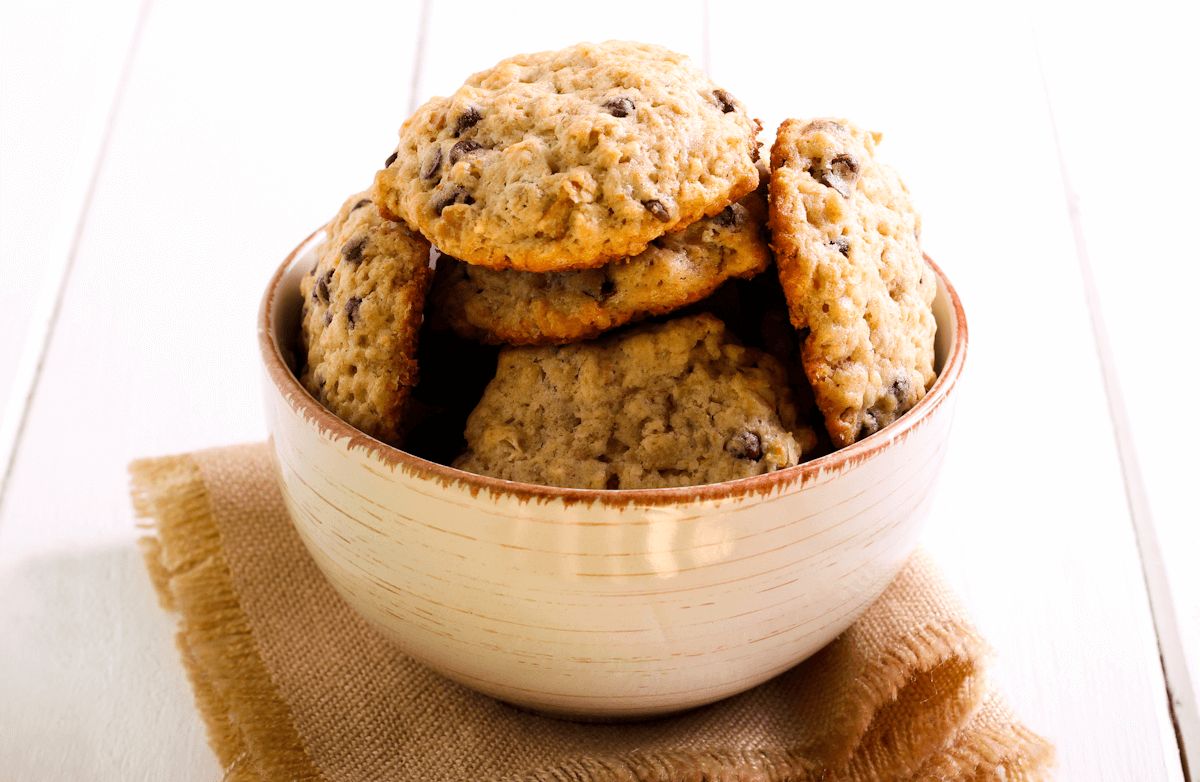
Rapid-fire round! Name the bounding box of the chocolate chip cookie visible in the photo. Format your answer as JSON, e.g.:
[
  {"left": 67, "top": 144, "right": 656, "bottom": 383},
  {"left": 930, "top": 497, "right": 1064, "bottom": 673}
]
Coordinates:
[
  {"left": 299, "top": 192, "right": 434, "bottom": 443},
  {"left": 373, "top": 41, "right": 761, "bottom": 273},
  {"left": 454, "top": 314, "right": 816, "bottom": 489},
  {"left": 769, "top": 119, "right": 936, "bottom": 448},
  {"left": 428, "top": 189, "right": 770, "bottom": 345}
]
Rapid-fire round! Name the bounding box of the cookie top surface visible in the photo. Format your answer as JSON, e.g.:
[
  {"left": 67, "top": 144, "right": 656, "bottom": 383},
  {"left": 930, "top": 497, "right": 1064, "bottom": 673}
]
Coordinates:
[
  {"left": 373, "top": 41, "right": 761, "bottom": 272},
  {"left": 429, "top": 188, "right": 771, "bottom": 345},
  {"left": 299, "top": 192, "right": 434, "bottom": 444},
  {"left": 454, "top": 314, "right": 814, "bottom": 490},
  {"left": 768, "top": 119, "right": 936, "bottom": 448}
]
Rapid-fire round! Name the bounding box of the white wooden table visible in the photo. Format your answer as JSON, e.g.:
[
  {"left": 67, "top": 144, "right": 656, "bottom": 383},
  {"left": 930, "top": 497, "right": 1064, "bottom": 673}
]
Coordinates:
[{"left": 1, "top": 1, "right": 1196, "bottom": 779}]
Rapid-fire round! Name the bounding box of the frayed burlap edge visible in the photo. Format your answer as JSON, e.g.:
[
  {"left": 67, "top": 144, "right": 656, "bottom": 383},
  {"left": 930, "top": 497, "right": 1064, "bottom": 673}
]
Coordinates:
[
  {"left": 507, "top": 619, "right": 994, "bottom": 782},
  {"left": 835, "top": 622, "right": 989, "bottom": 778},
  {"left": 505, "top": 748, "right": 818, "bottom": 782},
  {"left": 132, "top": 454, "right": 325, "bottom": 782},
  {"left": 914, "top": 696, "right": 1056, "bottom": 782}
]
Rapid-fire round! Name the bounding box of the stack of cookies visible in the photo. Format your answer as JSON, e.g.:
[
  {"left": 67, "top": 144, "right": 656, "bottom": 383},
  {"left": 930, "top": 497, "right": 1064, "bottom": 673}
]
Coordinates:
[{"left": 298, "top": 41, "right": 936, "bottom": 490}]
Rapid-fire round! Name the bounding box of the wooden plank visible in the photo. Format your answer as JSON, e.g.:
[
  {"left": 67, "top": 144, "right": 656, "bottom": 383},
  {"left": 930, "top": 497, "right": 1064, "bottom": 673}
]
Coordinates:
[
  {"left": 0, "top": 0, "right": 423, "bottom": 778},
  {"left": 1036, "top": 3, "right": 1200, "bottom": 776},
  {"left": 0, "top": 0, "right": 145, "bottom": 488},
  {"left": 708, "top": 3, "right": 1185, "bottom": 779}
]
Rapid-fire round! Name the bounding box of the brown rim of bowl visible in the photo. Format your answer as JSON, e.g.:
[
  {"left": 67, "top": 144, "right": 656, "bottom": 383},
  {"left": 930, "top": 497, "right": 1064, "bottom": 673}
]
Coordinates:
[{"left": 259, "top": 227, "right": 968, "bottom": 506}]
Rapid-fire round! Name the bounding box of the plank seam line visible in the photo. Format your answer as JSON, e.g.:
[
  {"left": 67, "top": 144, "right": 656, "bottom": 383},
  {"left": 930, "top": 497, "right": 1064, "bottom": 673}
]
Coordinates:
[
  {"left": 407, "top": 0, "right": 433, "bottom": 116},
  {"left": 1033, "top": 24, "right": 1195, "bottom": 782},
  {"left": 0, "top": 0, "right": 156, "bottom": 512}
]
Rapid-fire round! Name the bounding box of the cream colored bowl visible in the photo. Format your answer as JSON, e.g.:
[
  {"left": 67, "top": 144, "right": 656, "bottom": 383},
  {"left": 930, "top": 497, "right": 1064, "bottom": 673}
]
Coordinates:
[{"left": 259, "top": 229, "right": 968, "bottom": 719}]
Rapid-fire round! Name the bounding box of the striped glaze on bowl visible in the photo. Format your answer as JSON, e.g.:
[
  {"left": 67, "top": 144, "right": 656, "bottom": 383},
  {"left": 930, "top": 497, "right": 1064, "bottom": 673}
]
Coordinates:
[{"left": 258, "top": 229, "right": 968, "bottom": 719}]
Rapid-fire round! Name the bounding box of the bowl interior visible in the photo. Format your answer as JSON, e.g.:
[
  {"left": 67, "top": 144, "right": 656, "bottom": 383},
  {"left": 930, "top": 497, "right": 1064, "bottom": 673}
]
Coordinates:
[
  {"left": 930, "top": 267, "right": 956, "bottom": 375},
  {"left": 269, "top": 231, "right": 324, "bottom": 379}
]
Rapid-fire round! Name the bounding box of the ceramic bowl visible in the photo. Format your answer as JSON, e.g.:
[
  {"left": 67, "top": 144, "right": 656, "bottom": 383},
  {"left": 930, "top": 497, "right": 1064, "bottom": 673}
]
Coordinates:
[{"left": 258, "top": 229, "right": 968, "bottom": 719}]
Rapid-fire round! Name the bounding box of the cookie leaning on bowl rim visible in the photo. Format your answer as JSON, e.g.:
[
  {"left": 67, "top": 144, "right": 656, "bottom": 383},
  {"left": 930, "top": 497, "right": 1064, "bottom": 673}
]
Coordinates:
[
  {"left": 373, "top": 40, "right": 762, "bottom": 273},
  {"left": 428, "top": 186, "right": 771, "bottom": 346},
  {"left": 768, "top": 118, "right": 936, "bottom": 448},
  {"left": 298, "top": 192, "right": 434, "bottom": 444}
]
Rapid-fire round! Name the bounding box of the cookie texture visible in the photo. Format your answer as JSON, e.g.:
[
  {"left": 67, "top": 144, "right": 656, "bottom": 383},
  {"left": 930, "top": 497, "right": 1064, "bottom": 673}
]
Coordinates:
[
  {"left": 429, "top": 190, "right": 770, "bottom": 345},
  {"left": 299, "top": 192, "right": 434, "bottom": 443},
  {"left": 373, "top": 41, "right": 761, "bottom": 272},
  {"left": 769, "top": 119, "right": 936, "bottom": 448},
  {"left": 454, "top": 314, "right": 815, "bottom": 490}
]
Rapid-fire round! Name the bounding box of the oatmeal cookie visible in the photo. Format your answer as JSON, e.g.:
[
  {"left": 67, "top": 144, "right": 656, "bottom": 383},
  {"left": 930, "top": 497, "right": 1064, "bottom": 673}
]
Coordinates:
[
  {"left": 454, "top": 314, "right": 815, "bottom": 489},
  {"left": 373, "top": 41, "right": 761, "bottom": 272},
  {"left": 769, "top": 119, "right": 936, "bottom": 448},
  {"left": 299, "top": 192, "right": 433, "bottom": 443},
  {"left": 429, "top": 190, "right": 770, "bottom": 345}
]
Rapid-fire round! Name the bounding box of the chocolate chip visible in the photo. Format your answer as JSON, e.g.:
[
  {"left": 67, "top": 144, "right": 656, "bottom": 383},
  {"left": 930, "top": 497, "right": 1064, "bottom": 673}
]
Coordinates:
[
  {"left": 714, "top": 205, "right": 742, "bottom": 228},
  {"left": 449, "top": 139, "right": 483, "bottom": 166},
  {"left": 341, "top": 236, "right": 367, "bottom": 264},
  {"left": 421, "top": 146, "right": 443, "bottom": 180},
  {"left": 830, "top": 236, "right": 850, "bottom": 256},
  {"left": 831, "top": 154, "right": 859, "bottom": 177},
  {"left": 713, "top": 89, "right": 737, "bottom": 113},
  {"left": 345, "top": 296, "right": 362, "bottom": 328},
  {"left": 816, "top": 154, "right": 859, "bottom": 198},
  {"left": 860, "top": 411, "right": 880, "bottom": 437},
  {"left": 891, "top": 375, "right": 910, "bottom": 401},
  {"left": 726, "top": 431, "right": 762, "bottom": 461},
  {"left": 603, "top": 96, "right": 635, "bottom": 117},
  {"left": 433, "top": 186, "right": 474, "bottom": 215},
  {"left": 605, "top": 474, "right": 621, "bottom": 490},
  {"left": 314, "top": 269, "right": 333, "bottom": 303},
  {"left": 323, "top": 311, "right": 332, "bottom": 326},
  {"left": 582, "top": 274, "right": 618, "bottom": 303},
  {"left": 350, "top": 198, "right": 371, "bottom": 212},
  {"left": 453, "top": 106, "right": 482, "bottom": 136},
  {"left": 384, "top": 150, "right": 398, "bottom": 167},
  {"left": 643, "top": 199, "right": 670, "bottom": 222}
]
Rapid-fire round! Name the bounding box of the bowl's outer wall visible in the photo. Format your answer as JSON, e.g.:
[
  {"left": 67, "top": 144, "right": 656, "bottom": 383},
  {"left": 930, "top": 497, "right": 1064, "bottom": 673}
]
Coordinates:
[{"left": 261, "top": 238, "right": 962, "bottom": 718}]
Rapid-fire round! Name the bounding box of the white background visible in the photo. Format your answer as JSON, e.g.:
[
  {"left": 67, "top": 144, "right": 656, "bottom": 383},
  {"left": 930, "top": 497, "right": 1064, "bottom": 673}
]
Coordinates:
[{"left": 1, "top": 0, "right": 1196, "bottom": 779}]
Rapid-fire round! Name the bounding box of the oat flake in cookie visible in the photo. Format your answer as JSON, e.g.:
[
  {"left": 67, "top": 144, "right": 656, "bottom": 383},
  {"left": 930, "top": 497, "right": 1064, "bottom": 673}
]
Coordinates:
[
  {"left": 373, "top": 41, "right": 761, "bottom": 273},
  {"left": 454, "top": 314, "right": 817, "bottom": 490},
  {"left": 429, "top": 189, "right": 771, "bottom": 345},
  {"left": 299, "top": 192, "right": 433, "bottom": 444},
  {"left": 769, "top": 119, "right": 936, "bottom": 448}
]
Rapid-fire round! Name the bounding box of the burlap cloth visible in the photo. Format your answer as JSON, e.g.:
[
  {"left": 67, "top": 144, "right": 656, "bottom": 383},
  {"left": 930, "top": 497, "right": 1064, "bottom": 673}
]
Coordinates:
[{"left": 132, "top": 443, "right": 1053, "bottom": 781}]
